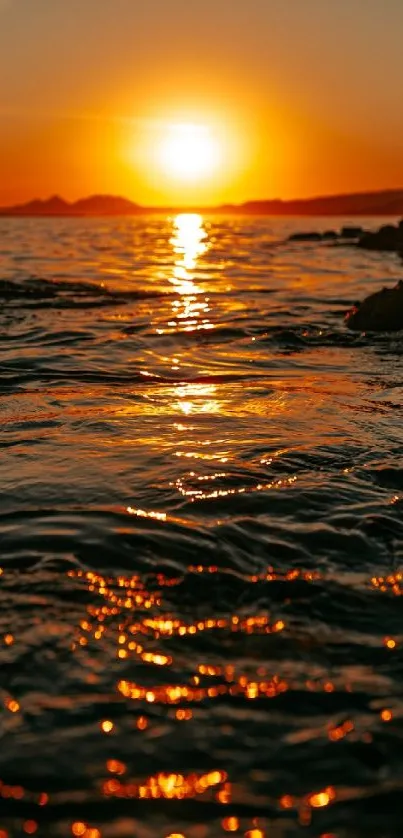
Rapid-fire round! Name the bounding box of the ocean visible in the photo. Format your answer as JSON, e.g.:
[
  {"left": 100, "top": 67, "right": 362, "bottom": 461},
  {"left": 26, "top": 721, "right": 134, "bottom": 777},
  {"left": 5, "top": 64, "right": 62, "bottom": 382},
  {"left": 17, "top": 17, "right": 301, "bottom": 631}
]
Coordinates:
[{"left": 1, "top": 213, "right": 403, "bottom": 838}]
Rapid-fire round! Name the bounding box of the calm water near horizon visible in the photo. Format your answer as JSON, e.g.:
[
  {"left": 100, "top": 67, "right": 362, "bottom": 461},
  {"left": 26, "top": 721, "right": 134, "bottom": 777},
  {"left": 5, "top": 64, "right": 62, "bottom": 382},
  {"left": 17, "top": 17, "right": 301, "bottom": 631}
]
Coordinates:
[{"left": 1, "top": 214, "right": 403, "bottom": 838}]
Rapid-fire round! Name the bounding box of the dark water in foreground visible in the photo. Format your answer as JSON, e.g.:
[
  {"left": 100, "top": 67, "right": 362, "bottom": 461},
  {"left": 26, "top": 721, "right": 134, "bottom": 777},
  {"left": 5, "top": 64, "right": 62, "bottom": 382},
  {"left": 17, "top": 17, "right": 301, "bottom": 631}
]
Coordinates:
[{"left": 1, "top": 214, "right": 403, "bottom": 838}]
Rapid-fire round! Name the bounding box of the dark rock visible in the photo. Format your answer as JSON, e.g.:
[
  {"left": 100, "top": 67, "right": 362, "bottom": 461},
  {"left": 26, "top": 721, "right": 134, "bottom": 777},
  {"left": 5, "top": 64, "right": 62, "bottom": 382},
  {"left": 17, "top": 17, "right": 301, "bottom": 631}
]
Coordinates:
[
  {"left": 340, "top": 226, "right": 364, "bottom": 238},
  {"left": 287, "top": 218, "right": 403, "bottom": 253},
  {"left": 345, "top": 280, "right": 403, "bottom": 332},
  {"left": 288, "top": 231, "right": 323, "bottom": 242},
  {"left": 357, "top": 223, "right": 403, "bottom": 251},
  {"left": 288, "top": 226, "right": 363, "bottom": 244}
]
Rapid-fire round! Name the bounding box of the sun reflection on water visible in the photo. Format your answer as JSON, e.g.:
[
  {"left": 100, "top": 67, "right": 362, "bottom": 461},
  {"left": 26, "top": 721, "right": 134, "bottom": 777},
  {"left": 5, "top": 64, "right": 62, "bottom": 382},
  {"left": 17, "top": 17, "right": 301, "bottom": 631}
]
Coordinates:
[
  {"left": 157, "top": 214, "right": 222, "bottom": 420},
  {"left": 171, "top": 213, "right": 207, "bottom": 280},
  {"left": 158, "top": 213, "right": 213, "bottom": 336},
  {"left": 172, "top": 382, "right": 221, "bottom": 416}
]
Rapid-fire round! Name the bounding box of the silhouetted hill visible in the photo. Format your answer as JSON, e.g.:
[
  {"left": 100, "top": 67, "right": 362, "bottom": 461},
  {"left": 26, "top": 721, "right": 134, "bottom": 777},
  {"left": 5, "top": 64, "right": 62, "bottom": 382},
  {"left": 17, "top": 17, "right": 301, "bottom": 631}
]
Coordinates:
[
  {"left": 239, "top": 190, "right": 403, "bottom": 215},
  {"left": 5, "top": 195, "right": 70, "bottom": 215},
  {"left": 73, "top": 195, "right": 141, "bottom": 215},
  {"left": 0, "top": 194, "right": 142, "bottom": 216},
  {"left": 1, "top": 189, "right": 403, "bottom": 216}
]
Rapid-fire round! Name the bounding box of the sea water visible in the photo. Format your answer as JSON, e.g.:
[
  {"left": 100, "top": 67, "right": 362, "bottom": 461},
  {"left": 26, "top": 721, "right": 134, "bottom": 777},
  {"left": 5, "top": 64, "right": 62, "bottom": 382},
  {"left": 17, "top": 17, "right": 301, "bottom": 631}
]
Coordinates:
[{"left": 1, "top": 214, "right": 403, "bottom": 837}]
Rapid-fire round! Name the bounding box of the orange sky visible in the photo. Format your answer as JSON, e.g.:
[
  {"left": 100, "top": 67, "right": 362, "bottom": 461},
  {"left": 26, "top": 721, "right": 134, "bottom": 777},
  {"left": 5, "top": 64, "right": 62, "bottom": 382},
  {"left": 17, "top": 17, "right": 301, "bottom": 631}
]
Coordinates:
[{"left": 1, "top": 0, "right": 403, "bottom": 206}]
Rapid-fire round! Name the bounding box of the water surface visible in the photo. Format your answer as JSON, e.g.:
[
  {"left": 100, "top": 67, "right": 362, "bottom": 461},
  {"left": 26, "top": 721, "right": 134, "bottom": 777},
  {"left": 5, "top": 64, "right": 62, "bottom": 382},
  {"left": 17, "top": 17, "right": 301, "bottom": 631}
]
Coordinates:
[{"left": 1, "top": 214, "right": 403, "bottom": 838}]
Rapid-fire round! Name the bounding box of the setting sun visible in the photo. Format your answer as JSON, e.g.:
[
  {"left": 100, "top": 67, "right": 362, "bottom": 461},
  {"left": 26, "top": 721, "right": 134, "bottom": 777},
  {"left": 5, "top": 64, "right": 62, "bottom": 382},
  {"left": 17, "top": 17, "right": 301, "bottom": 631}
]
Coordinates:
[{"left": 158, "top": 123, "right": 221, "bottom": 182}]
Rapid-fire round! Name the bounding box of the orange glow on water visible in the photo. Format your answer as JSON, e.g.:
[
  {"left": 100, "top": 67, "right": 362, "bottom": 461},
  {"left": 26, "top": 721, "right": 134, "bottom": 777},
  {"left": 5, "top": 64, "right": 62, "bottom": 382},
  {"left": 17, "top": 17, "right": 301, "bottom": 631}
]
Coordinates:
[
  {"left": 21, "top": 548, "right": 355, "bottom": 835},
  {"left": 279, "top": 794, "right": 295, "bottom": 809},
  {"left": 221, "top": 817, "right": 239, "bottom": 832},
  {"left": 100, "top": 720, "right": 114, "bottom": 734},
  {"left": 23, "top": 823, "right": 37, "bottom": 836},
  {"left": 308, "top": 787, "right": 336, "bottom": 808},
  {"left": 6, "top": 699, "right": 20, "bottom": 713},
  {"left": 102, "top": 769, "right": 228, "bottom": 800},
  {"left": 106, "top": 760, "right": 126, "bottom": 775},
  {"left": 328, "top": 720, "right": 354, "bottom": 742},
  {"left": 49, "top": 560, "right": 332, "bottom": 833},
  {"left": 175, "top": 708, "right": 193, "bottom": 721},
  {"left": 371, "top": 572, "right": 403, "bottom": 596},
  {"left": 222, "top": 817, "right": 239, "bottom": 831},
  {"left": 71, "top": 826, "right": 101, "bottom": 838}
]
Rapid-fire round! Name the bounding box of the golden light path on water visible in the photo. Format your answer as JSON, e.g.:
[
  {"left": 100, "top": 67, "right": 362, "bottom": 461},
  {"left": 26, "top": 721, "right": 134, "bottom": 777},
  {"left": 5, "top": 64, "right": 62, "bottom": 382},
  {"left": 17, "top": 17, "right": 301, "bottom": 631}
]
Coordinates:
[
  {"left": 163, "top": 213, "right": 212, "bottom": 332},
  {"left": 165, "top": 214, "right": 221, "bottom": 418}
]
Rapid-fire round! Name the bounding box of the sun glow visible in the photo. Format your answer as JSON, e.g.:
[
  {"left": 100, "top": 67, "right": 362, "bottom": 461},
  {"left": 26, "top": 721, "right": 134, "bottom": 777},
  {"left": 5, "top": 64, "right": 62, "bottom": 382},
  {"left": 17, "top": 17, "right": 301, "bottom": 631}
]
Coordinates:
[{"left": 159, "top": 123, "right": 220, "bottom": 182}]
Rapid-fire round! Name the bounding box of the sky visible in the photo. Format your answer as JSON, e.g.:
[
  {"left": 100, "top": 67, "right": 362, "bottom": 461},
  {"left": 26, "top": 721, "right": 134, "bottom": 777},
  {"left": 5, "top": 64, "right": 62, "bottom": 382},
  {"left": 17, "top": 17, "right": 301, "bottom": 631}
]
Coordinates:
[{"left": 0, "top": 0, "right": 403, "bottom": 205}]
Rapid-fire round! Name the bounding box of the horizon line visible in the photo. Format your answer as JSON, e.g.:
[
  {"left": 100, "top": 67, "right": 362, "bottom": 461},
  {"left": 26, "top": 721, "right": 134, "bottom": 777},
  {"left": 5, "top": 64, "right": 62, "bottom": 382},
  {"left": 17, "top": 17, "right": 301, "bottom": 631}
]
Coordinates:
[{"left": 1, "top": 187, "right": 403, "bottom": 216}]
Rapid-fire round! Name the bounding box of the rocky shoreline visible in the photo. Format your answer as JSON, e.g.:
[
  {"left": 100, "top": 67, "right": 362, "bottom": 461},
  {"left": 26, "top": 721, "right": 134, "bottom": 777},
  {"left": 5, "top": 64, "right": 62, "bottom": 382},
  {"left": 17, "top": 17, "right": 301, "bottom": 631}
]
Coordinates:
[{"left": 288, "top": 220, "right": 403, "bottom": 331}]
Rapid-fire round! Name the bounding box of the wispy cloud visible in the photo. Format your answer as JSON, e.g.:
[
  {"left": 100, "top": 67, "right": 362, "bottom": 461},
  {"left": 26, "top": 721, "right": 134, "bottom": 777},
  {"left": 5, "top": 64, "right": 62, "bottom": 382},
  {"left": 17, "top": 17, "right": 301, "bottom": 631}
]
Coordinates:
[
  {"left": 0, "top": 106, "right": 166, "bottom": 131},
  {"left": 0, "top": 105, "right": 133, "bottom": 122}
]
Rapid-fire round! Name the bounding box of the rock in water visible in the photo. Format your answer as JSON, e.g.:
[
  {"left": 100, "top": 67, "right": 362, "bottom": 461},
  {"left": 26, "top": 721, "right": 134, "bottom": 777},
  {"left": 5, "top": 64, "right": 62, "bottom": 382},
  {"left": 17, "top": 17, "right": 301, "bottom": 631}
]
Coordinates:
[
  {"left": 357, "top": 223, "right": 403, "bottom": 252},
  {"left": 341, "top": 226, "right": 365, "bottom": 238},
  {"left": 288, "top": 231, "right": 323, "bottom": 242},
  {"left": 288, "top": 227, "right": 364, "bottom": 244},
  {"left": 287, "top": 220, "right": 403, "bottom": 251},
  {"left": 346, "top": 281, "right": 403, "bottom": 332}
]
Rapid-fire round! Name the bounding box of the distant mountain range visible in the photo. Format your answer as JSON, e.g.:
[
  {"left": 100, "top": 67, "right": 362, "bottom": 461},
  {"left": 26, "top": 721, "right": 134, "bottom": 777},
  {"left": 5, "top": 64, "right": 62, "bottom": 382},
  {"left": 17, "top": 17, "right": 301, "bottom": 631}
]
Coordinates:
[{"left": 1, "top": 190, "right": 403, "bottom": 216}]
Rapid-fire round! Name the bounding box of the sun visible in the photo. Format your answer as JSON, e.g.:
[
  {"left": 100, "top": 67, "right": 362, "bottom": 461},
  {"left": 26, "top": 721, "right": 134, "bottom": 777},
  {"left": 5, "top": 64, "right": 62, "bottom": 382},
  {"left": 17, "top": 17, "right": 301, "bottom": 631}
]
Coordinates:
[{"left": 158, "top": 123, "right": 220, "bottom": 182}]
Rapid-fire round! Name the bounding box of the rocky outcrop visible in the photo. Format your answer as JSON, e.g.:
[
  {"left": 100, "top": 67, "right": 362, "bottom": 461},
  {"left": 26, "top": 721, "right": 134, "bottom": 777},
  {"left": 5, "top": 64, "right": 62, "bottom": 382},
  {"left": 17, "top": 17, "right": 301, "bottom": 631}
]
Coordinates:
[
  {"left": 341, "top": 226, "right": 364, "bottom": 239},
  {"left": 288, "top": 226, "right": 365, "bottom": 243},
  {"left": 288, "top": 220, "right": 403, "bottom": 253},
  {"left": 357, "top": 221, "right": 403, "bottom": 252},
  {"left": 288, "top": 231, "right": 323, "bottom": 242},
  {"left": 345, "top": 281, "right": 403, "bottom": 332},
  {"left": 287, "top": 222, "right": 403, "bottom": 331}
]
